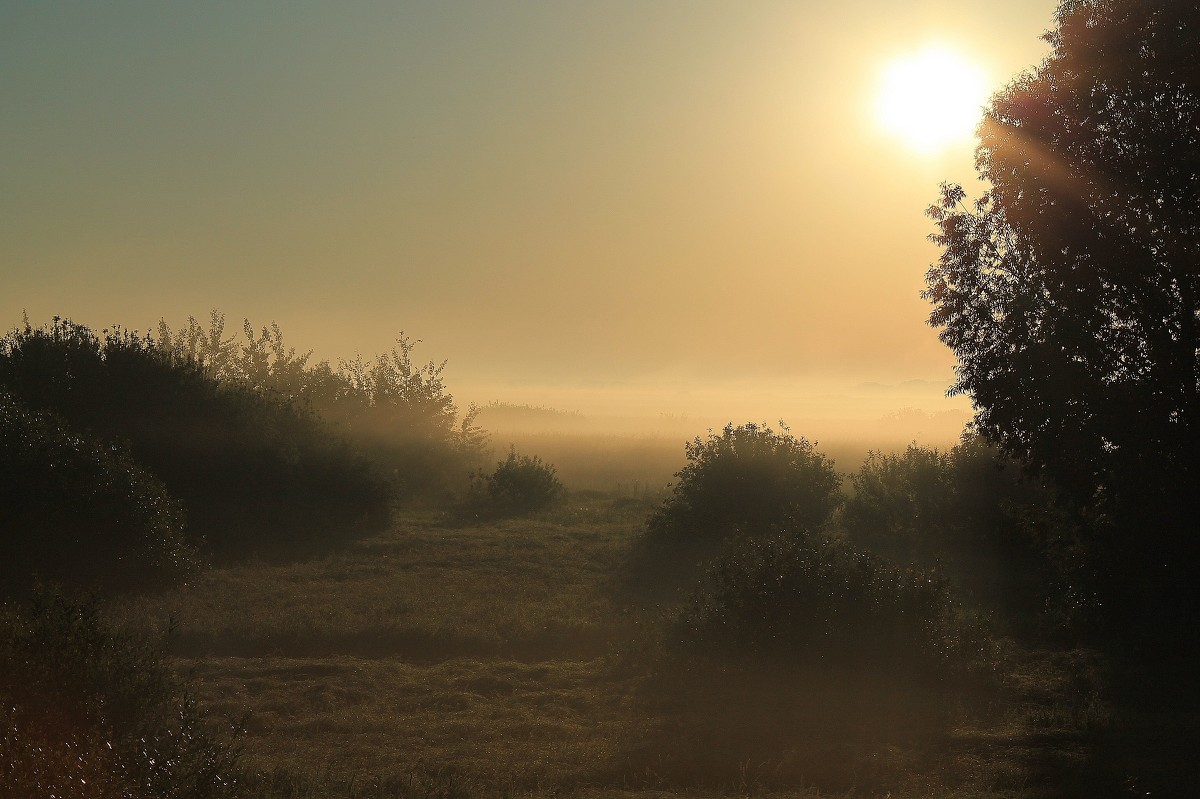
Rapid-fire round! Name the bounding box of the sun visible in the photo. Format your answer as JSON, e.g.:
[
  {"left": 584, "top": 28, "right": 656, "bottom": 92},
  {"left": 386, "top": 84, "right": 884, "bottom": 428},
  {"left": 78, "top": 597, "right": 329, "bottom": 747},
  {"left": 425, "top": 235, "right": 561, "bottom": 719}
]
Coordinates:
[{"left": 874, "top": 44, "right": 990, "bottom": 154}]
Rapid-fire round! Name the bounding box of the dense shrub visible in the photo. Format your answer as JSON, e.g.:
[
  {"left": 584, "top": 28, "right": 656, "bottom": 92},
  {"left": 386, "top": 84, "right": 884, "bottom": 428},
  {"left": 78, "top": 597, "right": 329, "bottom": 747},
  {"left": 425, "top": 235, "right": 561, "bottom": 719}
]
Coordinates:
[
  {"left": 0, "top": 318, "right": 393, "bottom": 558},
  {"left": 157, "top": 313, "right": 488, "bottom": 503},
  {"left": 0, "top": 392, "right": 199, "bottom": 594},
  {"left": 647, "top": 422, "right": 841, "bottom": 542},
  {"left": 842, "top": 443, "right": 955, "bottom": 561},
  {"left": 334, "top": 338, "right": 487, "bottom": 503},
  {"left": 673, "top": 532, "right": 990, "bottom": 683},
  {"left": 842, "top": 438, "right": 1065, "bottom": 632},
  {"left": 0, "top": 590, "right": 242, "bottom": 798},
  {"left": 476, "top": 451, "right": 567, "bottom": 516}
]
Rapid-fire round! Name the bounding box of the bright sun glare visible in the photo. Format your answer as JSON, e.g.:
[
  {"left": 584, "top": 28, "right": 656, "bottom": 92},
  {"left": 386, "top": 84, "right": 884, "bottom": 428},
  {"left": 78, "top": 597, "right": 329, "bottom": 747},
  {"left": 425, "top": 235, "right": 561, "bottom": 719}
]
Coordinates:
[{"left": 875, "top": 44, "right": 990, "bottom": 154}]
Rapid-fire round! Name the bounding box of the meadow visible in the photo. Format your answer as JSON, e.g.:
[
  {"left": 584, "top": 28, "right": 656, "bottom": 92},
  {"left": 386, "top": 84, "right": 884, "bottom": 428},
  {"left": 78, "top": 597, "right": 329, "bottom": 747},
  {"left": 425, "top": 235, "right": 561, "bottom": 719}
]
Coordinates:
[
  {"left": 2, "top": 317, "right": 1183, "bottom": 798},
  {"left": 106, "top": 487, "right": 1110, "bottom": 799}
]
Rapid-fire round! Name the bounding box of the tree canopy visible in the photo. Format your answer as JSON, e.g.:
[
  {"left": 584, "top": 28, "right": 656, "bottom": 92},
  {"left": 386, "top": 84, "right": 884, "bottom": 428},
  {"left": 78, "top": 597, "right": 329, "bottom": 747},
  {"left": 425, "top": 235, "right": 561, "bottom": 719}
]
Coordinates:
[{"left": 925, "top": 1, "right": 1200, "bottom": 619}]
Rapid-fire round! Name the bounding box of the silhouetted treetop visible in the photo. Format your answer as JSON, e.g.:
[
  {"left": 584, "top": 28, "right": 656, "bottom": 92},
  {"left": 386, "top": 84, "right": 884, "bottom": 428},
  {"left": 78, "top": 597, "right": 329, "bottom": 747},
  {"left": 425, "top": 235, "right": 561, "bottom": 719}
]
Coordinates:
[
  {"left": 925, "top": 0, "right": 1200, "bottom": 629},
  {"left": 926, "top": 0, "right": 1200, "bottom": 511}
]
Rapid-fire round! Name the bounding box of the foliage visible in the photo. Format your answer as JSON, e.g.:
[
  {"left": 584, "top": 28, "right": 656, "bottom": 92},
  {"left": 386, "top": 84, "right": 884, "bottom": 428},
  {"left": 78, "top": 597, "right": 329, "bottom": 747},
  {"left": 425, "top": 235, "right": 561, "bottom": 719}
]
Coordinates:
[
  {"left": 335, "top": 336, "right": 487, "bottom": 501},
  {"left": 672, "top": 532, "right": 992, "bottom": 684},
  {"left": 843, "top": 443, "right": 955, "bottom": 561},
  {"left": 842, "top": 438, "right": 1072, "bottom": 632},
  {"left": 0, "top": 318, "right": 392, "bottom": 558},
  {"left": 0, "top": 391, "right": 199, "bottom": 594},
  {"left": 157, "top": 312, "right": 488, "bottom": 503},
  {"left": 924, "top": 1, "right": 1200, "bottom": 624},
  {"left": 647, "top": 422, "right": 841, "bottom": 543},
  {"left": 471, "top": 450, "right": 567, "bottom": 517},
  {"left": 155, "top": 311, "right": 342, "bottom": 408},
  {"left": 0, "top": 589, "right": 242, "bottom": 798}
]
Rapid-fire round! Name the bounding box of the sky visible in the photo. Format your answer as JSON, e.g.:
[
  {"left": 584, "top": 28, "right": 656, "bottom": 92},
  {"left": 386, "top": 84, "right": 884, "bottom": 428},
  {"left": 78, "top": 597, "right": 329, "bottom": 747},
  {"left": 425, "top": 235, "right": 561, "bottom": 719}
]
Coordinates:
[{"left": 1, "top": 1, "right": 1059, "bottom": 432}]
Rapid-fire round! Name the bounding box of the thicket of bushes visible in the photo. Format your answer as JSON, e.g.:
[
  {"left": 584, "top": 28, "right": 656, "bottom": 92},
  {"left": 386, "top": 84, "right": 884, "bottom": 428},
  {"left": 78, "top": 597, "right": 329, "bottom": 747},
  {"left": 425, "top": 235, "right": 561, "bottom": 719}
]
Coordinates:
[
  {"left": 0, "top": 319, "right": 394, "bottom": 562},
  {"left": 0, "top": 313, "right": 577, "bottom": 594},
  {"left": 156, "top": 313, "right": 488, "bottom": 504},
  {"left": 843, "top": 438, "right": 1072, "bottom": 632},
  {"left": 673, "top": 532, "right": 990, "bottom": 683},
  {"left": 0, "top": 590, "right": 243, "bottom": 798},
  {"left": 0, "top": 392, "right": 200, "bottom": 593},
  {"left": 634, "top": 421, "right": 1070, "bottom": 696}
]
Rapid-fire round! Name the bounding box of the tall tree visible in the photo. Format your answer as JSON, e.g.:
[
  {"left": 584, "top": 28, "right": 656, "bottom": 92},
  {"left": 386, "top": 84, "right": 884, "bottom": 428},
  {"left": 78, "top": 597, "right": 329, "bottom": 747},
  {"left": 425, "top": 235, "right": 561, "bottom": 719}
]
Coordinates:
[{"left": 924, "top": 1, "right": 1200, "bottom": 622}]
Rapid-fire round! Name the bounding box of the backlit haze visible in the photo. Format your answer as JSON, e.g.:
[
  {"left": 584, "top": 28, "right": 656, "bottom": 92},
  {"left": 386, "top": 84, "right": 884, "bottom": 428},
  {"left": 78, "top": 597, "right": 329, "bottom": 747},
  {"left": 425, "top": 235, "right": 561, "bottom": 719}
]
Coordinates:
[{"left": 2, "top": 2, "right": 1058, "bottom": 444}]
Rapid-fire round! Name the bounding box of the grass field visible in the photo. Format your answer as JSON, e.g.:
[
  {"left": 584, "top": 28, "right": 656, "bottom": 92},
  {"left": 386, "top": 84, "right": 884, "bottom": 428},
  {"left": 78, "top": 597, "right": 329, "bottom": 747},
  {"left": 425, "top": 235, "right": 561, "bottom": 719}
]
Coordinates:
[{"left": 108, "top": 495, "right": 1111, "bottom": 799}]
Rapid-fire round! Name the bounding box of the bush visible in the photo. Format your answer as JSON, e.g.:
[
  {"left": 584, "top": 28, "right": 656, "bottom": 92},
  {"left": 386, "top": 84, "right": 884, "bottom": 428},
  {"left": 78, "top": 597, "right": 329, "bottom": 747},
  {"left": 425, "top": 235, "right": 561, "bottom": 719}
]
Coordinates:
[
  {"left": 325, "top": 335, "right": 488, "bottom": 502},
  {"left": 673, "top": 532, "right": 990, "bottom": 683},
  {"left": 842, "top": 438, "right": 1065, "bottom": 633},
  {"left": 842, "top": 443, "right": 955, "bottom": 562},
  {"left": 0, "top": 318, "right": 393, "bottom": 558},
  {"left": 157, "top": 314, "right": 489, "bottom": 504},
  {"left": 0, "top": 392, "right": 199, "bottom": 594},
  {"left": 647, "top": 422, "right": 841, "bottom": 543},
  {"left": 470, "top": 451, "right": 566, "bottom": 517},
  {"left": 0, "top": 589, "right": 242, "bottom": 798}
]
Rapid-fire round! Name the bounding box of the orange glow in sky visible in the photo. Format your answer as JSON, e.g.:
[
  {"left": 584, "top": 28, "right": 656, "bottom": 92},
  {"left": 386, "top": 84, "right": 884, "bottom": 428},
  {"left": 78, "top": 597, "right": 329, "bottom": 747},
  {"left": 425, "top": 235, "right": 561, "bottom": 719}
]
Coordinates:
[{"left": 1, "top": 2, "right": 1058, "bottom": 431}]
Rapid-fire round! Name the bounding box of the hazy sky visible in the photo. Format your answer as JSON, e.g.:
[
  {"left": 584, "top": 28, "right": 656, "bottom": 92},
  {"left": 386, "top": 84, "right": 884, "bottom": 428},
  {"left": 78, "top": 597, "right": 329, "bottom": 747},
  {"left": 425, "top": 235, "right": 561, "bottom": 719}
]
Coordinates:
[{"left": 2, "top": 1, "right": 1058, "bottom": 424}]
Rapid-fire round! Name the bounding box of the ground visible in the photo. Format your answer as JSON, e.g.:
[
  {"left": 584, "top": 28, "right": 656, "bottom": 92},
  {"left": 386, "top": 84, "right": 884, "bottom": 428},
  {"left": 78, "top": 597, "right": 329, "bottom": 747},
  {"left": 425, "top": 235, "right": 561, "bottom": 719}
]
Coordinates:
[{"left": 108, "top": 495, "right": 1111, "bottom": 798}]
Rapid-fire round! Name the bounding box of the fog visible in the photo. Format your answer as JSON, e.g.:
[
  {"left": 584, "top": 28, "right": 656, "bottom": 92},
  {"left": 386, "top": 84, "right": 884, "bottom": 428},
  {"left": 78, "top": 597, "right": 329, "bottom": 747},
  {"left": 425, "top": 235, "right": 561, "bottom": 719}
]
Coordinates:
[
  {"left": 3, "top": 2, "right": 1055, "bottom": 426},
  {"left": 468, "top": 375, "right": 969, "bottom": 440}
]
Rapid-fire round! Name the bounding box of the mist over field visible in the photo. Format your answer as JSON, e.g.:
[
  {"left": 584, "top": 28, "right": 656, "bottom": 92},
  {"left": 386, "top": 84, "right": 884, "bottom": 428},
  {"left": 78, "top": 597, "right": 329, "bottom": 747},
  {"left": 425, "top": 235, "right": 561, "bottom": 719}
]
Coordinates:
[
  {"left": 469, "top": 376, "right": 970, "bottom": 439},
  {"left": 5, "top": 1, "right": 1200, "bottom": 797},
  {"left": 467, "top": 377, "right": 970, "bottom": 493}
]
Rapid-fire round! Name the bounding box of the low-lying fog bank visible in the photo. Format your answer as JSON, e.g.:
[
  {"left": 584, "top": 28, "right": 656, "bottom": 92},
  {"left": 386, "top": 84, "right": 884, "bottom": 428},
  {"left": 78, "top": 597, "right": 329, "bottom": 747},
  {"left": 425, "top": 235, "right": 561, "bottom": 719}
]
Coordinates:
[{"left": 468, "top": 379, "right": 972, "bottom": 492}]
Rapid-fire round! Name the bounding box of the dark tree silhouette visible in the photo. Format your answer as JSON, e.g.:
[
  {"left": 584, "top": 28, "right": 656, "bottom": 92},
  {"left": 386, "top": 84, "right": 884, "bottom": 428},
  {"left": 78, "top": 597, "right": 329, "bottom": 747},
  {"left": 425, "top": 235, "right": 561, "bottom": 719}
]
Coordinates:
[{"left": 925, "top": 0, "right": 1200, "bottom": 629}]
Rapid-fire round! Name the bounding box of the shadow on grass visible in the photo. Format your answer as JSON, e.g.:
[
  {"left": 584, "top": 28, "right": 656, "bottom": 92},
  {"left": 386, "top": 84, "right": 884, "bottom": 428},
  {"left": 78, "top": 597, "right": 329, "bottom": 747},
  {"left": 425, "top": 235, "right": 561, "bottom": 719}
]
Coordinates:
[
  {"left": 1069, "top": 648, "right": 1200, "bottom": 797},
  {"left": 602, "top": 662, "right": 966, "bottom": 794}
]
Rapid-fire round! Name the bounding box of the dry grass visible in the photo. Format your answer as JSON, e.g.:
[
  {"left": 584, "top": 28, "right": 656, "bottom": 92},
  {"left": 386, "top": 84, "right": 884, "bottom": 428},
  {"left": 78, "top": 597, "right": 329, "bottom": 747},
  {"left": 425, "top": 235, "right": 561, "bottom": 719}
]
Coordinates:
[
  {"left": 188, "top": 655, "right": 644, "bottom": 788},
  {"left": 108, "top": 496, "right": 1110, "bottom": 798},
  {"left": 113, "top": 502, "right": 651, "bottom": 659}
]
